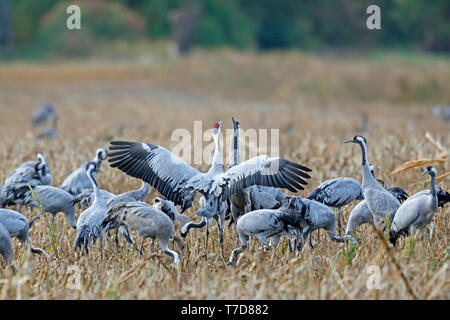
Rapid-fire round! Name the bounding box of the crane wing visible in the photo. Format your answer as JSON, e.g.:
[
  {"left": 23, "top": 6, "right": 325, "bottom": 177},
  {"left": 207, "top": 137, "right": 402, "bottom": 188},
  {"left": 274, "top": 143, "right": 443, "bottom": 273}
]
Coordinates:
[
  {"left": 213, "top": 155, "right": 311, "bottom": 200},
  {"left": 108, "top": 141, "right": 203, "bottom": 211}
]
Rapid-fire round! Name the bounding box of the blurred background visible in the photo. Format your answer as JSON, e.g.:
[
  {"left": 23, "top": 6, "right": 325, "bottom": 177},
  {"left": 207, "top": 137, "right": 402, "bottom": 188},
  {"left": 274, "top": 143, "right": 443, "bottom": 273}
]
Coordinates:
[{"left": 0, "top": 0, "right": 449, "bottom": 58}]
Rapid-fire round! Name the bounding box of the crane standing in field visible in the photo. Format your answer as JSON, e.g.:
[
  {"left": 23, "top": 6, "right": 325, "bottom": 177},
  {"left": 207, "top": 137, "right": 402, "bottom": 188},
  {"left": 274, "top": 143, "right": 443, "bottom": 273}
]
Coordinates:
[
  {"left": 344, "top": 135, "right": 401, "bottom": 228},
  {"left": 8, "top": 185, "right": 77, "bottom": 229},
  {"left": 1, "top": 153, "right": 52, "bottom": 207},
  {"left": 307, "top": 176, "right": 364, "bottom": 235},
  {"left": 74, "top": 162, "right": 108, "bottom": 256},
  {"left": 226, "top": 118, "right": 288, "bottom": 244},
  {"left": 60, "top": 148, "right": 108, "bottom": 197},
  {"left": 104, "top": 181, "right": 151, "bottom": 250},
  {"left": 0, "top": 209, "right": 49, "bottom": 258},
  {"left": 101, "top": 201, "right": 182, "bottom": 264},
  {"left": 389, "top": 166, "right": 439, "bottom": 245},
  {"left": 108, "top": 122, "right": 312, "bottom": 260},
  {"left": 0, "top": 222, "right": 13, "bottom": 264},
  {"left": 345, "top": 164, "right": 408, "bottom": 236},
  {"left": 229, "top": 207, "right": 302, "bottom": 267}
]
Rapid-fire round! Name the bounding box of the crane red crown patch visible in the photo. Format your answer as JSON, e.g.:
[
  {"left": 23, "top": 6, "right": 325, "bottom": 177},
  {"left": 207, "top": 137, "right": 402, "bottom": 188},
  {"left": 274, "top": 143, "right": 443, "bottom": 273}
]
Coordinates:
[{"left": 214, "top": 123, "right": 220, "bottom": 128}]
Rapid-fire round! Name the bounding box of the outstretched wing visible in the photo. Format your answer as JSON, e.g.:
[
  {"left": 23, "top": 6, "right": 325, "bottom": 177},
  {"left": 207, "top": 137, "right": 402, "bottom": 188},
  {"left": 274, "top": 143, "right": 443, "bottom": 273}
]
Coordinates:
[
  {"left": 108, "top": 141, "right": 203, "bottom": 211},
  {"left": 213, "top": 155, "right": 311, "bottom": 200}
]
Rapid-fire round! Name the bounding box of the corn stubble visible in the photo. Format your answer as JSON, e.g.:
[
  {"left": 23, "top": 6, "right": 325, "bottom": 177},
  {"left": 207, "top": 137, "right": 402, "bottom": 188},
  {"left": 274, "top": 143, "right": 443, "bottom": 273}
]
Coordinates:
[{"left": 0, "top": 52, "right": 448, "bottom": 299}]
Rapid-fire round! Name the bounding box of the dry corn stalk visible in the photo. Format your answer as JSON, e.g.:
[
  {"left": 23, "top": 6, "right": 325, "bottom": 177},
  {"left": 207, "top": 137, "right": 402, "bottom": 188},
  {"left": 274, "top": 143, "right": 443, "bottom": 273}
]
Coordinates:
[{"left": 390, "top": 159, "right": 447, "bottom": 175}]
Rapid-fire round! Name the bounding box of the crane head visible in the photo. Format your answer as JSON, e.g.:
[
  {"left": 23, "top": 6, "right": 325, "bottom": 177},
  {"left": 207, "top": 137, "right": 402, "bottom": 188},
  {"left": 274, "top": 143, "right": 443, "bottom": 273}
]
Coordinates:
[
  {"left": 344, "top": 135, "right": 367, "bottom": 145},
  {"left": 422, "top": 166, "right": 437, "bottom": 177}
]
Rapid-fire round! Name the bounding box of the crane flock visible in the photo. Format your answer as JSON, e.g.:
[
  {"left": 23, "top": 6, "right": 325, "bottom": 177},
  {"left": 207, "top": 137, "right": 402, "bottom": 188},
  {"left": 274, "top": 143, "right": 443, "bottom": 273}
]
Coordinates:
[{"left": 0, "top": 119, "right": 448, "bottom": 269}]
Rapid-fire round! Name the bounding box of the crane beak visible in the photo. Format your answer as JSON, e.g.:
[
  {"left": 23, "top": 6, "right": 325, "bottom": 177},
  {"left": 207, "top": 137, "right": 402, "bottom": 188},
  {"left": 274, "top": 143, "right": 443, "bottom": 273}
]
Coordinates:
[
  {"left": 344, "top": 139, "right": 354, "bottom": 144},
  {"left": 421, "top": 170, "right": 427, "bottom": 176}
]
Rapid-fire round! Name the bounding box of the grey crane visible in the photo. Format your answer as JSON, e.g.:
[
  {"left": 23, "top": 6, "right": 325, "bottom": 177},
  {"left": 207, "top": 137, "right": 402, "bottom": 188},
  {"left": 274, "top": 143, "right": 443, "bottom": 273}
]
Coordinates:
[
  {"left": 60, "top": 148, "right": 108, "bottom": 196},
  {"left": 307, "top": 177, "right": 364, "bottom": 235},
  {"left": 0, "top": 222, "right": 13, "bottom": 264},
  {"left": 32, "top": 101, "right": 56, "bottom": 127},
  {"left": 101, "top": 201, "right": 182, "bottom": 264},
  {"left": 345, "top": 164, "right": 408, "bottom": 235},
  {"left": 108, "top": 122, "right": 312, "bottom": 259},
  {"left": 104, "top": 181, "right": 151, "bottom": 250},
  {"left": 36, "top": 115, "right": 58, "bottom": 140},
  {"left": 0, "top": 209, "right": 49, "bottom": 258},
  {"left": 344, "top": 135, "right": 401, "bottom": 228},
  {"left": 389, "top": 166, "right": 439, "bottom": 246},
  {"left": 282, "top": 196, "right": 357, "bottom": 251},
  {"left": 229, "top": 207, "right": 302, "bottom": 267},
  {"left": 226, "top": 118, "right": 287, "bottom": 244},
  {"left": 74, "top": 162, "right": 108, "bottom": 256},
  {"left": 70, "top": 188, "right": 115, "bottom": 208},
  {"left": 8, "top": 185, "right": 77, "bottom": 229},
  {"left": 346, "top": 187, "right": 408, "bottom": 235},
  {"left": 1, "top": 153, "right": 52, "bottom": 207}
]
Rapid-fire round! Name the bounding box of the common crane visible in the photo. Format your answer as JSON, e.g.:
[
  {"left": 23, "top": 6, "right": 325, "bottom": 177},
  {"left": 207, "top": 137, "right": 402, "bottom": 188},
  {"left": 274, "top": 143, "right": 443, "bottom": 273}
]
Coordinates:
[
  {"left": 307, "top": 177, "right": 364, "bottom": 235},
  {"left": 32, "top": 101, "right": 56, "bottom": 127},
  {"left": 101, "top": 201, "right": 183, "bottom": 265},
  {"left": 346, "top": 187, "right": 408, "bottom": 236},
  {"left": 60, "top": 148, "right": 108, "bottom": 197},
  {"left": 344, "top": 135, "right": 401, "bottom": 228},
  {"left": 389, "top": 166, "right": 439, "bottom": 246},
  {"left": 8, "top": 185, "right": 77, "bottom": 229},
  {"left": 74, "top": 162, "right": 108, "bottom": 256},
  {"left": 0, "top": 209, "right": 49, "bottom": 258},
  {"left": 0, "top": 222, "right": 13, "bottom": 264},
  {"left": 108, "top": 122, "right": 312, "bottom": 259},
  {"left": 1, "top": 153, "right": 52, "bottom": 207},
  {"left": 345, "top": 164, "right": 408, "bottom": 236},
  {"left": 229, "top": 208, "right": 302, "bottom": 267},
  {"left": 282, "top": 196, "right": 357, "bottom": 251},
  {"left": 104, "top": 181, "right": 151, "bottom": 250}
]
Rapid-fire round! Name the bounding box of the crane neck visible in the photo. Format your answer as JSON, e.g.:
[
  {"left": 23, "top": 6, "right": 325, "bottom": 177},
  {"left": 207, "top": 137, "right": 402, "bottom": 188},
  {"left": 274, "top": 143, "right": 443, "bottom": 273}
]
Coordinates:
[
  {"left": 87, "top": 169, "right": 102, "bottom": 202},
  {"left": 429, "top": 173, "right": 436, "bottom": 198},
  {"left": 230, "top": 129, "right": 240, "bottom": 166},
  {"left": 359, "top": 141, "right": 378, "bottom": 187},
  {"left": 209, "top": 130, "right": 223, "bottom": 173}
]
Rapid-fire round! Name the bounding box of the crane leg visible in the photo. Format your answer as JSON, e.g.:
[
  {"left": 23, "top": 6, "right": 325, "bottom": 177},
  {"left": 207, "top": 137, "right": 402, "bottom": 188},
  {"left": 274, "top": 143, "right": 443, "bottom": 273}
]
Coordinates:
[
  {"left": 115, "top": 228, "right": 119, "bottom": 253},
  {"left": 204, "top": 219, "right": 209, "bottom": 260},
  {"left": 139, "top": 238, "right": 145, "bottom": 256},
  {"left": 337, "top": 207, "right": 342, "bottom": 235}
]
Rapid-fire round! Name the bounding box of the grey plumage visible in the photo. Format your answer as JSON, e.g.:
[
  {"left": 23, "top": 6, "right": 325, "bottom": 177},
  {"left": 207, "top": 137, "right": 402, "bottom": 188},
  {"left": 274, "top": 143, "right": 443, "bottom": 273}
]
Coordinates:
[
  {"left": 307, "top": 177, "right": 364, "bottom": 234},
  {"left": 282, "top": 196, "right": 357, "bottom": 250},
  {"left": 36, "top": 115, "right": 58, "bottom": 140},
  {"left": 0, "top": 209, "right": 49, "bottom": 258},
  {"left": 389, "top": 166, "right": 439, "bottom": 245},
  {"left": 104, "top": 181, "right": 151, "bottom": 249},
  {"left": 74, "top": 162, "right": 108, "bottom": 255},
  {"left": 1, "top": 153, "right": 52, "bottom": 207},
  {"left": 60, "top": 148, "right": 107, "bottom": 196},
  {"left": 10, "top": 185, "right": 77, "bottom": 228},
  {"left": 71, "top": 188, "right": 116, "bottom": 208},
  {"left": 108, "top": 122, "right": 311, "bottom": 260},
  {"left": 229, "top": 208, "right": 302, "bottom": 267},
  {"left": 101, "top": 201, "right": 182, "bottom": 264},
  {"left": 345, "top": 166, "right": 408, "bottom": 235},
  {"left": 32, "top": 101, "right": 56, "bottom": 127},
  {"left": 0, "top": 222, "right": 13, "bottom": 264},
  {"left": 345, "top": 136, "right": 400, "bottom": 227}
]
